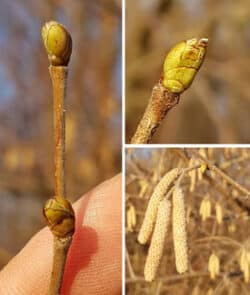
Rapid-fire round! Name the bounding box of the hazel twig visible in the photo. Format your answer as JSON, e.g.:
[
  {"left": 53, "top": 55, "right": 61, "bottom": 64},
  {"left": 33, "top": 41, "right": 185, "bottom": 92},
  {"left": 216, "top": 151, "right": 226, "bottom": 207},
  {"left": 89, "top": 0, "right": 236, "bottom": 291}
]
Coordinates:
[
  {"left": 42, "top": 21, "right": 75, "bottom": 295},
  {"left": 131, "top": 38, "right": 208, "bottom": 144},
  {"left": 193, "top": 151, "right": 250, "bottom": 198}
]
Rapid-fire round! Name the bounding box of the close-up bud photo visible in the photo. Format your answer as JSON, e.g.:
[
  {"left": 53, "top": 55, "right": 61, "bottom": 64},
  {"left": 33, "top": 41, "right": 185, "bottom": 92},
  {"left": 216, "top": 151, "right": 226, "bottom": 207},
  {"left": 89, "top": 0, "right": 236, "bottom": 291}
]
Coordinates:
[{"left": 126, "top": 0, "right": 250, "bottom": 144}]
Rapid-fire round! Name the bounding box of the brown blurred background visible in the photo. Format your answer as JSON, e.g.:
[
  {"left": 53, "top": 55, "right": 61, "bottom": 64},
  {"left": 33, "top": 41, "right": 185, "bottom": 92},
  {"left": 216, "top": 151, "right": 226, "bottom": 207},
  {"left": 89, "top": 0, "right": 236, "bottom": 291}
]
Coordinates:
[
  {"left": 126, "top": 0, "right": 250, "bottom": 143},
  {"left": 0, "top": 0, "right": 121, "bottom": 269}
]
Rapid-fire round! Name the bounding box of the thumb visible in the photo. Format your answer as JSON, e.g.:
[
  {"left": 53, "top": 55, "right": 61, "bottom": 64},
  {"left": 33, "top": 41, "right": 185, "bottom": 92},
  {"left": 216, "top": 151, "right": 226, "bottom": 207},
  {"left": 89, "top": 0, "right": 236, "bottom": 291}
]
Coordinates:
[{"left": 0, "top": 174, "right": 122, "bottom": 295}]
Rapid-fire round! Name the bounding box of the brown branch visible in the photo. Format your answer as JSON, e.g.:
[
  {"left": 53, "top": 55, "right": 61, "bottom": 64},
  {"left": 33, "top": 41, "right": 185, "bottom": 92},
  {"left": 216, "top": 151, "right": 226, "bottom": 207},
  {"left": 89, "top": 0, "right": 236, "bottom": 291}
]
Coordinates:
[
  {"left": 192, "top": 151, "right": 250, "bottom": 198},
  {"left": 49, "top": 237, "right": 72, "bottom": 295},
  {"left": 50, "top": 66, "right": 67, "bottom": 199},
  {"left": 130, "top": 81, "right": 179, "bottom": 144}
]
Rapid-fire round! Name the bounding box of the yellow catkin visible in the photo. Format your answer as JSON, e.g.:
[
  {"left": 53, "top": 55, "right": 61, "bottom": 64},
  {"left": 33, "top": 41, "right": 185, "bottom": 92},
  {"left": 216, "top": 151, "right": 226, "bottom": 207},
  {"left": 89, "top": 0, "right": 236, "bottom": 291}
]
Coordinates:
[
  {"left": 199, "top": 197, "right": 211, "bottom": 221},
  {"left": 240, "top": 249, "right": 250, "bottom": 283},
  {"left": 173, "top": 186, "right": 188, "bottom": 274},
  {"left": 127, "top": 205, "right": 136, "bottom": 232},
  {"left": 188, "top": 158, "right": 196, "bottom": 192},
  {"left": 208, "top": 253, "right": 220, "bottom": 280},
  {"left": 138, "top": 168, "right": 181, "bottom": 245},
  {"left": 144, "top": 199, "right": 171, "bottom": 282},
  {"left": 215, "top": 202, "right": 223, "bottom": 225}
]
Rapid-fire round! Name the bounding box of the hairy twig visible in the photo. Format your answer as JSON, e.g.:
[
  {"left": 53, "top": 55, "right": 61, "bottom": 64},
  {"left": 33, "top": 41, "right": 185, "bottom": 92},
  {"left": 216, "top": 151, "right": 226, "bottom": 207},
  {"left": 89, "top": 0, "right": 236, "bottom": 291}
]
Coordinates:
[
  {"left": 42, "top": 21, "right": 75, "bottom": 295},
  {"left": 131, "top": 82, "right": 179, "bottom": 143}
]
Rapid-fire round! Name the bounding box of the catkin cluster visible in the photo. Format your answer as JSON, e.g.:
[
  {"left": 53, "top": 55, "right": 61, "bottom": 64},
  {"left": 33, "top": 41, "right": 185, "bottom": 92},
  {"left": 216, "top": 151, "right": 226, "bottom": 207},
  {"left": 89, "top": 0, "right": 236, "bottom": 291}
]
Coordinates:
[
  {"left": 138, "top": 168, "right": 189, "bottom": 281},
  {"left": 138, "top": 168, "right": 181, "bottom": 245},
  {"left": 199, "top": 198, "right": 223, "bottom": 225}
]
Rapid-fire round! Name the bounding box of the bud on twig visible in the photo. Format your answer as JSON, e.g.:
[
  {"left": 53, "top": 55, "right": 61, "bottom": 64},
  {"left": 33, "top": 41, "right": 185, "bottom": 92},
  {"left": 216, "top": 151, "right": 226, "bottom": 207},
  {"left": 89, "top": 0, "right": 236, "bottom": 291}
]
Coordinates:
[
  {"left": 42, "top": 21, "right": 72, "bottom": 66},
  {"left": 43, "top": 197, "right": 75, "bottom": 238},
  {"left": 163, "top": 38, "right": 208, "bottom": 93}
]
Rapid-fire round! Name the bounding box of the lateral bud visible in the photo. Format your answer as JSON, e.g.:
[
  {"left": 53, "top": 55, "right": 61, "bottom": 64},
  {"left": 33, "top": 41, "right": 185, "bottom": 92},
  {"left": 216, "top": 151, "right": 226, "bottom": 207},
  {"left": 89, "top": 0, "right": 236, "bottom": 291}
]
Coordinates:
[{"left": 43, "top": 197, "right": 75, "bottom": 238}]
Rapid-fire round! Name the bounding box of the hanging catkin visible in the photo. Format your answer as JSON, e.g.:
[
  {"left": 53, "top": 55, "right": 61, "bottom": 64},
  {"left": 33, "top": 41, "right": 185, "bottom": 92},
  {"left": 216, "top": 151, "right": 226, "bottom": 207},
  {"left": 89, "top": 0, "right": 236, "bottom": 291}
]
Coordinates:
[
  {"left": 138, "top": 168, "right": 181, "bottom": 245},
  {"left": 172, "top": 186, "right": 188, "bottom": 273},
  {"left": 240, "top": 248, "right": 250, "bottom": 283},
  {"left": 215, "top": 202, "right": 223, "bottom": 225},
  {"left": 144, "top": 199, "right": 171, "bottom": 282},
  {"left": 208, "top": 253, "right": 220, "bottom": 280}
]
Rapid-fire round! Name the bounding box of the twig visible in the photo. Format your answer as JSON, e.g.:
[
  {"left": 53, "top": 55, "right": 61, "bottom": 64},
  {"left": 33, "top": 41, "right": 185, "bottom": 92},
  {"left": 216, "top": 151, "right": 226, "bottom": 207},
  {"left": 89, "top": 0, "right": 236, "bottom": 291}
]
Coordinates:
[
  {"left": 50, "top": 66, "right": 67, "bottom": 199},
  {"left": 195, "top": 236, "right": 242, "bottom": 248},
  {"left": 42, "top": 21, "right": 75, "bottom": 295},
  {"left": 126, "top": 270, "right": 243, "bottom": 284},
  {"left": 193, "top": 152, "right": 250, "bottom": 198},
  {"left": 131, "top": 82, "right": 179, "bottom": 144},
  {"left": 126, "top": 248, "right": 137, "bottom": 279},
  {"left": 126, "top": 271, "right": 211, "bottom": 283}
]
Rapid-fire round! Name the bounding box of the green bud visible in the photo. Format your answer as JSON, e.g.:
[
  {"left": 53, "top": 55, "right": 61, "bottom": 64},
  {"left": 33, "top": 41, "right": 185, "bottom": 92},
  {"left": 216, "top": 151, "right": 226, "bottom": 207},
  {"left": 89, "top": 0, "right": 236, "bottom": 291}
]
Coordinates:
[
  {"left": 41, "top": 21, "right": 72, "bottom": 66},
  {"left": 43, "top": 197, "right": 75, "bottom": 238},
  {"left": 162, "top": 38, "right": 208, "bottom": 93}
]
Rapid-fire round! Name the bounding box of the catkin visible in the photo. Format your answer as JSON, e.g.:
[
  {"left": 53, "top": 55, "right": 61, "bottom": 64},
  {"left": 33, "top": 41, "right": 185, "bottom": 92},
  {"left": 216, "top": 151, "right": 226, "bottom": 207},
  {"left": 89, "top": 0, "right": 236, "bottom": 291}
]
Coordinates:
[
  {"left": 208, "top": 253, "right": 220, "bottom": 280},
  {"left": 144, "top": 199, "right": 171, "bottom": 282},
  {"left": 199, "top": 197, "right": 211, "bottom": 221},
  {"left": 188, "top": 158, "right": 196, "bottom": 192},
  {"left": 240, "top": 249, "right": 250, "bottom": 283},
  {"left": 215, "top": 202, "right": 223, "bottom": 225},
  {"left": 138, "top": 168, "right": 181, "bottom": 244},
  {"left": 127, "top": 205, "right": 136, "bottom": 232},
  {"left": 172, "top": 186, "right": 188, "bottom": 274}
]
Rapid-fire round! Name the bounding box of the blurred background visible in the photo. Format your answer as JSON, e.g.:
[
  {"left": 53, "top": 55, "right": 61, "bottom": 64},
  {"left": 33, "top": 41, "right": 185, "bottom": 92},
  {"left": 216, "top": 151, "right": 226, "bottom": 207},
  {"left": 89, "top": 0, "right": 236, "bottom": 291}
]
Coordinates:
[
  {"left": 0, "top": 0, "right": 121, "bottom": 269},
  {"left": 126, "top": 148, "right": 250, "bottom": 294},
  {"left": 126, "top": 0, "right": 250, "bottom": 143}
]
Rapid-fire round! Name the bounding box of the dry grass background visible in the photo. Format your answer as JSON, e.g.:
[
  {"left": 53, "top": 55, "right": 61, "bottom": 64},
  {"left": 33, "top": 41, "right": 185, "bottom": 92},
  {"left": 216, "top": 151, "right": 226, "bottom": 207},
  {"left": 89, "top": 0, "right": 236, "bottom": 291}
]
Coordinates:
[
  {"left": 126, "top": 148, "right": 250, "bottom": 294},
  {"left": 126, "top": 0, "right": 250, "bottom": 143},
  {"left": 0, "top": 0, "right": 121, "bottom": 269}
]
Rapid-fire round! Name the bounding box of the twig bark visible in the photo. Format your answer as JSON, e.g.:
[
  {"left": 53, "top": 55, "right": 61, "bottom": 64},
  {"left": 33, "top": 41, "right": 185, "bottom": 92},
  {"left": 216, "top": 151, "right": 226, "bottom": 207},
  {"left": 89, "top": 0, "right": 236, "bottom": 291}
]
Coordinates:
[
  {"left": 49, "top": 66, "right": 74, "bottom": 295},
  {"left": 130, "top": 81, "right": 179, "bottom": 144},
  {"left": 50, "top": 237, "right": 72, "bottom": 295},
  {"left": 50, "top": 66, "right": 67, "bottom": 199}
]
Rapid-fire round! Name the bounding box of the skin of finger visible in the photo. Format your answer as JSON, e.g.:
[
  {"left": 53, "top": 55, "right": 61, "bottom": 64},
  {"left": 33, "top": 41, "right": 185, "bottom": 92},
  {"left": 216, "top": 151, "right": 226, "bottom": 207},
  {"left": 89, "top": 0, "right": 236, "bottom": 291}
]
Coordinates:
[{"left": 0, "top": 174, "right": 122, "bottom": 295}]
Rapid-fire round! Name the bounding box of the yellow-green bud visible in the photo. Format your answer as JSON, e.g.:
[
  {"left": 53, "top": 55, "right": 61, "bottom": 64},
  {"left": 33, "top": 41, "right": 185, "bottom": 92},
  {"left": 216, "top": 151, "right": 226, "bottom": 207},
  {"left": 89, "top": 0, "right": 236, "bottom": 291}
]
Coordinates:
[
  {"left": 43, "top": 197, "right": 75, "bottom": 238},
  {"left": 41, "top": 21, "right": 72, "bottom": 66},
  {"left": 162, "top": 38, "right": 208, "bottom": 93}
]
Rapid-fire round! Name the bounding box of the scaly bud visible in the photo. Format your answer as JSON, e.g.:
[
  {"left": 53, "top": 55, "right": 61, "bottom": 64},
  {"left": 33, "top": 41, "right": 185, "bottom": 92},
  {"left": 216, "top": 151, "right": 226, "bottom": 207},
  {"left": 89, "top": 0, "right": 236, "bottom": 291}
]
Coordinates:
[
  {"left": 43, "top": 197, "right": 75, "bottom": 238},
  {"left": 162, "top": 38, "right": 208, "bottom": 93},
  {"left": 42, "top": 21, "right": 72, "bottom": 66}
]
